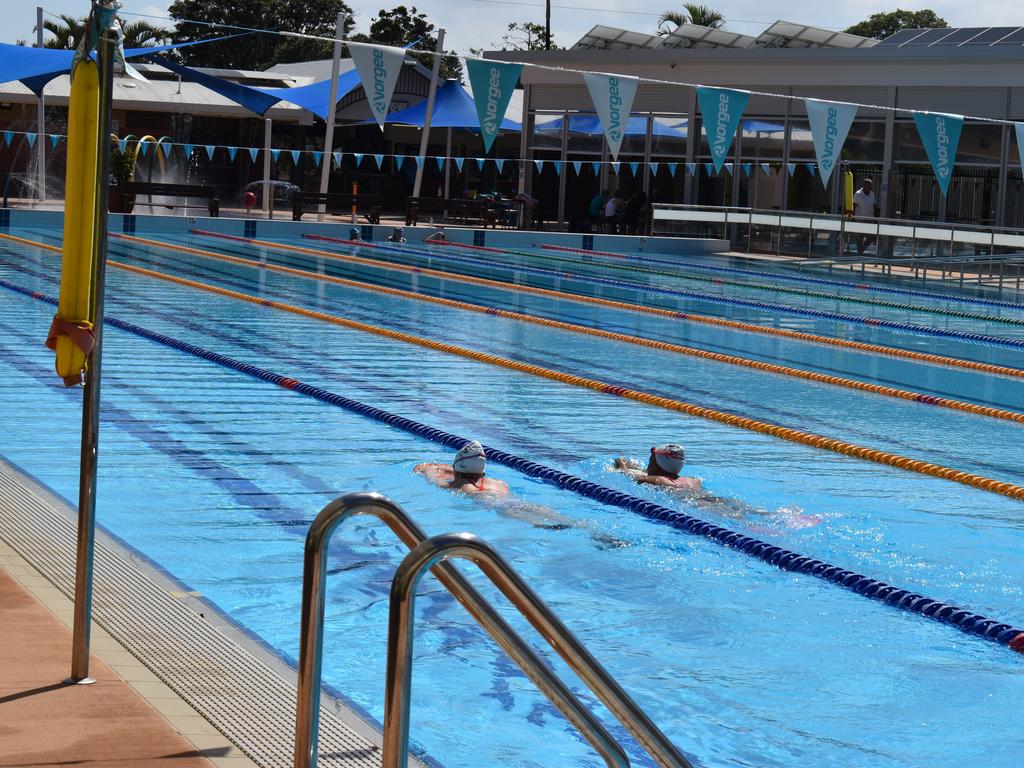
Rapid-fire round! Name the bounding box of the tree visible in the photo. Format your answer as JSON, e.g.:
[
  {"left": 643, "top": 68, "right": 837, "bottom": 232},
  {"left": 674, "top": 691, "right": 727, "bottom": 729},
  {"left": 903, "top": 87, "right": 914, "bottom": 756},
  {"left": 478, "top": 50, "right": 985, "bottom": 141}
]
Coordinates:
[
  {"left": 122, "top": 21, "right": 172, "bottom": 49},
  {"left": 39, "top": 14, "right": 86, "bottom": 49},
  {"left": 350, "top": 6, "right": 462, "bottom": 81},
  {"left": 168, "top": 0, "right": 355, "bottom": 69},
  {"left": 498, "top": 22, "right": 555, "bottom": 51},
  {"left": 844, "top": 9, "right": 948, "bottom": 40},
  {"left": 657, "top": 4, "right": 725, "bottom": 35}
]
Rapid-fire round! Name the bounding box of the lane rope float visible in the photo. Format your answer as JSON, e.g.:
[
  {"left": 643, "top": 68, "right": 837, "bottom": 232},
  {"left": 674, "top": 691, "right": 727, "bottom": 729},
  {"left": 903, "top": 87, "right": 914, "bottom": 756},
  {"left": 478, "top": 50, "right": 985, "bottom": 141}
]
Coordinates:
[
  {"left": 538, "top": 243, "right": 1024, "bottom": 312},
  {"left": 299, "top": 233, "right": 1024, "bottom": 350},
  {"left": 7, "top": 231, "right": 1023, "bottom": 381},
  {"left": 10, "top": 241, "right": 1024, "bottom": 500},
  {"left": 433, "top": 241, "right": 1024, "bottom": 327},
  {"left": 68, "top": 232, "right": 1024, "bottom": 426},
  {"left": 178, "top": 231, "right": 1024, "bottom": 380},
  {"left": 1, "top": 273, "right": 1020, "bottom": 654}
]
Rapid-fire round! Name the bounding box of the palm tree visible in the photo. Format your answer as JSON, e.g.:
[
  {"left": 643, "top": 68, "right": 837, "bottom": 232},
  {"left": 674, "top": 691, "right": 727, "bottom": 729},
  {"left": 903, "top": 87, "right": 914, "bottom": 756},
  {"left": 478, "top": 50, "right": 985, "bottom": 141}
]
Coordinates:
[
  {"left": 38, "top": 15, "right": 169, "bottom": 50},
  {"left": 657, "top": 4, "right": 725, "bottom": 35}
]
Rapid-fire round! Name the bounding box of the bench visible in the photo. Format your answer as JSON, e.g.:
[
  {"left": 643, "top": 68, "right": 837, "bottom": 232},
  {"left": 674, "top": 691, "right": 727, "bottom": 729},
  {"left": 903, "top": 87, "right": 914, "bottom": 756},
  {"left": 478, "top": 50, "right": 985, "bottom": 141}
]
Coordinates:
[
  {"left": 116, "top": 182, "right": 220, "bottom": 217},
  {"left": 405, "top": 197, "right": 499, "bottom": 228},
  {"left": 292, "top": 192, "right": 381, "bottom": 222}
]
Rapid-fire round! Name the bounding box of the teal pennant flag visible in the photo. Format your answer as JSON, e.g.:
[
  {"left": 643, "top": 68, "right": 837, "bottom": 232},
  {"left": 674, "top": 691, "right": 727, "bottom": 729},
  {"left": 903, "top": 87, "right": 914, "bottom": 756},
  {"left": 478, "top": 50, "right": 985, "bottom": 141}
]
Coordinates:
[
  {"left": 913, "top": 111, "right": 963, "bottom": 196},
  {"left": 696, "top": 87, "right": 749, "bottom": 173},
  {"left": 466, "top": 59, "right": 522, "bottom": 153}
]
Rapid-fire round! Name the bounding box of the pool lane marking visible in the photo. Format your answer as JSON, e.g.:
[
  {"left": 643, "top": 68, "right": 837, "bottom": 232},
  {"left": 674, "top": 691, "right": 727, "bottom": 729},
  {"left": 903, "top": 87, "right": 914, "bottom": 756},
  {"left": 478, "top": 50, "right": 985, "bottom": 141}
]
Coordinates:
[
  {"left": 23, "top": 245, "right": 1024, "bottom": 500},
  {"left": 174, "top": 230, "right": 1024, "bottom": 381},
  {"left": 538, "top": 242, "right": 1024, "bottom": 312},
  {"left": 0, "top": 274, "right": 1020, "bottom": 654},
  {"left": 6, "top": 231, "right": 1023, "bottom": 380},
  {"left": 299, "top": 234, "right": 1024, "bottom": 349},
  {"left": 431, "top": 241, "right": 1024, "bottom": 326},
  {"left": 85, "top": 233, "right": 1024, "bottom": 426}
]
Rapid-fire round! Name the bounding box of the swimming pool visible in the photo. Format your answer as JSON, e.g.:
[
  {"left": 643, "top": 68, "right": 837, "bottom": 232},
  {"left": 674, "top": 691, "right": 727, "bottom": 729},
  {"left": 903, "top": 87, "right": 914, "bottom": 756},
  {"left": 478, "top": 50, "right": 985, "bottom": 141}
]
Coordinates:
[{"left": 1, "top": 214, "right": 1021, "bottom": 768}]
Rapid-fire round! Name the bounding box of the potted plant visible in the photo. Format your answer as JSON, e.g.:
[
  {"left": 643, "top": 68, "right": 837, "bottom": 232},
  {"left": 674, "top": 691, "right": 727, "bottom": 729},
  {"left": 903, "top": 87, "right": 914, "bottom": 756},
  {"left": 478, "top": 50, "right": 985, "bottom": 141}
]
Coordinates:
[{"left": 108, "top": 145, "right": 136, "bottom": 213}]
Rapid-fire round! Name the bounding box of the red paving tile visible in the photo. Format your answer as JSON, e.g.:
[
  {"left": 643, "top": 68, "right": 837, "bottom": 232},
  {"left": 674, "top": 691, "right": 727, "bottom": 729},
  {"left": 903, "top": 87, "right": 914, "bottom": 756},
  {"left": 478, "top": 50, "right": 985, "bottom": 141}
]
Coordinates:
[{"left": 0, "top": 568, "right": 214, "bottom": 768}]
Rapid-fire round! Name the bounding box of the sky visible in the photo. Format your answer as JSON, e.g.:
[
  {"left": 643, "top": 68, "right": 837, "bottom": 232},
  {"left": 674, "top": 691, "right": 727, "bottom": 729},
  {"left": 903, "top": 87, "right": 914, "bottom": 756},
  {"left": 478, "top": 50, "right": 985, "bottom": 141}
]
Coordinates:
[{"left": 7, "top": 0, "right": 1024, "bottom": 57}]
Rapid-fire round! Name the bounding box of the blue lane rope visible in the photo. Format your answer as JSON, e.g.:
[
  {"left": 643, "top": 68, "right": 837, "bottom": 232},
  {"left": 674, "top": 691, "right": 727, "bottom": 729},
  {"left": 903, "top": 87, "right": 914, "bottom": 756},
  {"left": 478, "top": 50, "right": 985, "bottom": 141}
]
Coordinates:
[
  {"left": 531, "top": 246, "right": 1024, "bottom": 312},
  {"left": 293, "top": 235, "right": 1024, "bottom": 351},
  {"left": 3, "top": 273, "right": 1021, "bottom": 654}
]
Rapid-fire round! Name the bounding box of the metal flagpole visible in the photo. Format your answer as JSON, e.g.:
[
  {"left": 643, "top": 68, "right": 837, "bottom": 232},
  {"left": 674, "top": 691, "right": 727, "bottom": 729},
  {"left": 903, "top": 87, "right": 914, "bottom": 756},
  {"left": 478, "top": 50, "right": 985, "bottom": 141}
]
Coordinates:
[
  {"left": 36, "top": 6, "right": 46, "bottom": 201},
  {"left": 411, "top": 29, "right": 445, "bottom": 198},
  {"left": 67, "top": 11, "right": 117, "bottom": 686},
  {"left": 263, "top": 117, "right": 272, "bottom": 218},
  {"left": 316, "top": 12, "right": 346, "bottom": 222}
]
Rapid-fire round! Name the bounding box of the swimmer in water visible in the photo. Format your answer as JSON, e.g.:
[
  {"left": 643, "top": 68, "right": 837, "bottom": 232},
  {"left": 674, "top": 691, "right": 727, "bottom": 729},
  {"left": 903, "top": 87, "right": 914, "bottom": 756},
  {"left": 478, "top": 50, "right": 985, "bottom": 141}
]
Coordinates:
[
  {"left": 387, "top": 226, "right": 406, "bottom": 243},
  {"left": 349, "top": 227, "right": 362, "bottom": 242},
  {"left": 416, "top": 441, "right": 630, "bottom": 546},
  {"left": 424, "top": 227, "right": 447, "bottom": 243},
  {"left": 613, "top": 444, "right": 702, "bottom": 492}
]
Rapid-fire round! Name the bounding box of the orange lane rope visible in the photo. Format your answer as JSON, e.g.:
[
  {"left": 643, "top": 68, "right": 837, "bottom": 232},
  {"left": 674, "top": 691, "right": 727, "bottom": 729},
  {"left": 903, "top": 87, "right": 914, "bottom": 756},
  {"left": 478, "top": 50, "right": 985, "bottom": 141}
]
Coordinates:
[
  {"left": 84, "top": 233, "right": 1024, "bottom": 426},
  {"left": 8, "top": 232, "right": 1021, "bottom": 500},
  {"left": 184, "top": 230, "right": 1024, "bottom": 382}
]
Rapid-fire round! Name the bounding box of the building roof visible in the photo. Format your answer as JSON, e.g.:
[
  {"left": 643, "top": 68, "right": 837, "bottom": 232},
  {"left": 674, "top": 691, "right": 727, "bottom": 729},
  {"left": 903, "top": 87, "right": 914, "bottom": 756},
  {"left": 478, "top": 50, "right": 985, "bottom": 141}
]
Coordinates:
[{"left": 572, "top": 20, "right": 877, "bottom": 51}]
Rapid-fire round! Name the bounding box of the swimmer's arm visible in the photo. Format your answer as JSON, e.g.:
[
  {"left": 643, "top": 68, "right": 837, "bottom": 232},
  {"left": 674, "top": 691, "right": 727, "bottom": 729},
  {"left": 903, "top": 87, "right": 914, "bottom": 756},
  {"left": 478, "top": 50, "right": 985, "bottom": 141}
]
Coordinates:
[
  {"left": 414, "top": 463, "right": 452, "bottom": 486},
  {"left": 613, "top": 457, "right": 645, "bottom": 476}
]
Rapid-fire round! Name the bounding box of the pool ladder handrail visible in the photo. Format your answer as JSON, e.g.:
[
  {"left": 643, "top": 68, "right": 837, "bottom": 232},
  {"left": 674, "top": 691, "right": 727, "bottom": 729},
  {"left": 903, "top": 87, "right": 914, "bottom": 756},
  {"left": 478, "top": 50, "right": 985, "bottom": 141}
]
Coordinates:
[{"left": 294, "top": 492, "right": 692, "bottom": 768}]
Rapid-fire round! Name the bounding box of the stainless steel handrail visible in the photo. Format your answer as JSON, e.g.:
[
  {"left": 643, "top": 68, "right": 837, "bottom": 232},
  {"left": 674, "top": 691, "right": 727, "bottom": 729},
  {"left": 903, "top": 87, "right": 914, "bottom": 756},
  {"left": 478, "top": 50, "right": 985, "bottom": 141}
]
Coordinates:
[
  {"left": 383, "top": 532, "right": 693, "bottom": 768},
  {"left": 293, "top": 492, "right": 628, "bottom": 768}
]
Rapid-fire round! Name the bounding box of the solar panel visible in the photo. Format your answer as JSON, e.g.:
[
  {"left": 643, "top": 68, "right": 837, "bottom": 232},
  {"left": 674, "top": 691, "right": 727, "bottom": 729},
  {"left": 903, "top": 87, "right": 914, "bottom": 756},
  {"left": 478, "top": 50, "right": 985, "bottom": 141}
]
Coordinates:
[
  {"left": 876, "top": 25, "right": 1024, "bottom": 47},
  {"left": 752, "top": 21, "right": 877, "bottom": 49},
  {"left": 874, "top": 29, "right": 926, "bottom": 46},
  {"left": 934, "top": 27, "right": 987, "bottom": 44},
  {"left": 993, "top": 27, "right": 1024, "bottom": 44},
  {"left": 902, "top": 27, "right": 955, "bottom": 45},
  {"left": 572, "top": 25, "right": 660, "bottom": 50},
  {"left": 660, "top": 23, "right": 754, "bottom": 49},
  {"left": 964, "top": 27, "right": 1012, "bottom": 44}
]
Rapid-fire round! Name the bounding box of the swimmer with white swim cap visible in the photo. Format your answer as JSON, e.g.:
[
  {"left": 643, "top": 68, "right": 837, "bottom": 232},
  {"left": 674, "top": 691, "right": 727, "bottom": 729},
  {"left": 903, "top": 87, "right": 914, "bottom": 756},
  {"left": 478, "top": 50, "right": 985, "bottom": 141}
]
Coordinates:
[
  {"left": 415, "top": 440, "right": 509, "bottom": 495},
  {"left": 387, "top": 226, "right": 406, "bottom": 243},
  {"left": 613, "top": 444, "right": 702, "bottom": 492}
]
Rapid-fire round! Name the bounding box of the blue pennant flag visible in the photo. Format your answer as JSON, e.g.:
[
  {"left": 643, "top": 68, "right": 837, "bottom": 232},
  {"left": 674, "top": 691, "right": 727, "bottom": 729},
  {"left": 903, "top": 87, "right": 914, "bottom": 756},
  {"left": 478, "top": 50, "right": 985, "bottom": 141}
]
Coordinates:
[
  {"left": 806, "top": 163, "right": 817, "bottom": 176},
  {"left": 455, "top": 157, "right": 465, "bottom": 172},
  {"left": 26, "top": 133, "right": 36, "bottom": 148},
  {"left": 183, "top": 143, "right": 194, "bottom": 157},
  {"left": 534, "top": 159, "right": 544, "bottom": 173},
  {"left": 227, "top": 146, "right": 238, "bottom": 162},
  {"left": 805, "top": 99, "right": 858, "bottom": 188},
  {"left": 668, "top": 163, "right": 678, "bottom": 178},
  {"left": 590, "top": 161, "right": 601, "bottom": 175},
  {"left": 724, "top": 162, "right": 733, "bottom": 175},
  {"left": 435, "top": 156, "right": 445, "bottom": 171},
  {"left": 761, "top": 162, "right": 770, "bottom": 175},
  {"left": 312, "top": 151, "right": 323, "bottom": 167},
  {"left": 742, "top": 162, "right": 751, "bottom": 177},
  {"left": 415, "top": 156, "right": 424, "bottom": 169},
  {"left": 650, "top": 162, "right": 659, "bottom": 176},
  {"left": 204, "top": 144, "right": 215, "bottom": 160},
  {"left": 49, "top": 134, "right": 60, "bottom": 150},
  {"left": 475, "top": 158, "right": 485, "bottom": 172},
  {"left": 354, "top": 153, "right": 364, "bottom": 166},
  {"left": 913, "top": 111, "right": 963, "bottom": 196},
  {"left": 685, "top": 162, "right": 696, "bottom": 176},
  {"left": 3, "top": 131, "right": 12, "bottom": 146},
  {"left": 374, "top": 154, "right": 384, "bottom": 169},
  {"left": 787, "top": 162, "right": 796, "bottom": 176},
  {"left": 495, "top": 159, "right": 506, "bottom": 173},
  {"left": 610, "top": 162, "right": 620, "bottom": 174},
  {"left": 118, "top": 138, "right": 127, "bottom": 153},
  {"left": 572, "top": 160, "right": 582, "bottom": 175},
  {"left": 466, "top": 60, "right": 522, "bottom": 153},
  {"left": 629, "top": 161, "right": 639, "bottom": 176},
  {"left": 696, "top": 86, "right": 749, "bottom": 173},
  {"left": 247, "top": 147, "right": 258, "bottom": 162},
  {"left": 271, "top": 149, "right": 281, "bottom": 162},
  {"left": 395, "top": 155, "right": 405, "bottom": 171},
  {"left": 289, "top": 150, "right": 301, "bottom": 165},
  {"left": 703, "top": 162, "right": 714, "bottom": 176},
  {"left": 162, "top": 142, "right": 174, "bottom": 159},
  {"left": 553, "top": 160, "right": 562, "bottom": 176},
  {"left": 333, "top": 151, "right": 343, "bottom": 168}
]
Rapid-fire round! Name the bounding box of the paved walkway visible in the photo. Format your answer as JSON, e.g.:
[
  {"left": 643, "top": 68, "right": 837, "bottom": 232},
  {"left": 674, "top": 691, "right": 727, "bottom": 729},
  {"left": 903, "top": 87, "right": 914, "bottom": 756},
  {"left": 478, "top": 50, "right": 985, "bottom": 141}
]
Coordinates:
[{"left": 0, "top": 546, "right": 249, "bottom": 768}]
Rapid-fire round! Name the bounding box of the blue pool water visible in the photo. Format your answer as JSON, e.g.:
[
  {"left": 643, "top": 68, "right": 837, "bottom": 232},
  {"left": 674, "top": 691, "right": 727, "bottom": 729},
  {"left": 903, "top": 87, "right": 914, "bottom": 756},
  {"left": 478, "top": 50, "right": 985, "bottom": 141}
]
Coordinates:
[{"left": 1, "top": 222, "right": 1021, "bottom": 768}]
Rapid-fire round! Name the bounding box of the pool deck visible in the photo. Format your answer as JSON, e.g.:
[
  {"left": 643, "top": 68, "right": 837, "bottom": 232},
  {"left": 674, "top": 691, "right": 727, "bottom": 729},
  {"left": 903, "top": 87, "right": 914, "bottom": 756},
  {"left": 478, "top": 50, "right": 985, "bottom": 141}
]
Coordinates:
[
  {"left": 0, "top": 457, "right": 422, "bottom": 768},
  {"left": 0, "top": 555, "right": 225, "bottom": 768}
]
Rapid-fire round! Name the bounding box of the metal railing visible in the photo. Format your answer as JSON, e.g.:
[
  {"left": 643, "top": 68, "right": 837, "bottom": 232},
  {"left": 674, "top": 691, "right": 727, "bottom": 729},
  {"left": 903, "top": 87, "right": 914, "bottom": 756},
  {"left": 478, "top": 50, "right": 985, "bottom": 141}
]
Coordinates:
[
  {"left": 293, "top": 492, "right": 636, "bottom": 768},
  {"left": 652, "top": 203, "right": 1024, "bottom": 291},
  {"left": 383, "top": 531, "right": 693, "bottom": 768}
]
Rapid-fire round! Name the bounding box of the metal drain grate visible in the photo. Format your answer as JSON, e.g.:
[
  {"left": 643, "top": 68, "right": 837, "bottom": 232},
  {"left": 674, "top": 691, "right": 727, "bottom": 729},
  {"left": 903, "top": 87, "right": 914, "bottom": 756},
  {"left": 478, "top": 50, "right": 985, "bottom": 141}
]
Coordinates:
[{"left": 0, "top": 458, "right": 422, "bottom": 768}]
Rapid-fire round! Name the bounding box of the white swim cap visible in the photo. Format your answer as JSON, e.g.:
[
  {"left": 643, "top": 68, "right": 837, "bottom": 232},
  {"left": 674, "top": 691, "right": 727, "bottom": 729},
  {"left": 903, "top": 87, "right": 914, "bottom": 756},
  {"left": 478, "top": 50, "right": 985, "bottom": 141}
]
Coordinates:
[
  {"left": 453, "top": 441, "right": 486, "bottom": 475},
  {"left": 652, "top": 444, "right": 685, "bottom": 475}
]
